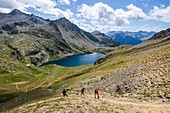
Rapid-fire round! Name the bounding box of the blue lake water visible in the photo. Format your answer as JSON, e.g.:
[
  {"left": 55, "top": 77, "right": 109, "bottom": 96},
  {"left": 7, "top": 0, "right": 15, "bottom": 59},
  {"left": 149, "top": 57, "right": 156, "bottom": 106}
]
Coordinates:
[{"left": 41, "top": 52, "right": 105, "bottom": 67}]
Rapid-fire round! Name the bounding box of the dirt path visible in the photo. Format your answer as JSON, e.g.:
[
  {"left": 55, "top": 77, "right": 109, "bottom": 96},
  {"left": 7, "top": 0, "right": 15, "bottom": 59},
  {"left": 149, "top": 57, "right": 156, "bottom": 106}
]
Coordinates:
[
  {"left": 6, "top": 93, "right": 170, "bottom": 113},
  {"left": 102, "top": 97, "right": 169, "bottom": 107}
]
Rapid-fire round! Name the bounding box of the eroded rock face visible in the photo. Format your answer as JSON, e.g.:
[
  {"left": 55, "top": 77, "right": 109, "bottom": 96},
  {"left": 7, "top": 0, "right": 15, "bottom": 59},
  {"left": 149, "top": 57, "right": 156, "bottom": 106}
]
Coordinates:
[
  {"left": 149, "top": 28, "right": 170, "bottom": 40},
  {"left": 29, "top": 51, "right": 49, "bottom": 66},
  {"left": 1, "top": 24, "right": 19, "bottom": 35}
]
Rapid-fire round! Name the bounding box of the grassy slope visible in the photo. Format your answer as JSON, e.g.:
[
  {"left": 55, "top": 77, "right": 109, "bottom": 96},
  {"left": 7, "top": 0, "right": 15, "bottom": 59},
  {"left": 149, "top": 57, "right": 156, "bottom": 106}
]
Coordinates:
[
  {"left": 51, "top": 40, "right": 169, "bottom": 91},
  {"left": 0, "top": 39, "right": 169, "bottom": 112},
  {"left": 0, "top": 63, "right": 92, "bottom": 111}
]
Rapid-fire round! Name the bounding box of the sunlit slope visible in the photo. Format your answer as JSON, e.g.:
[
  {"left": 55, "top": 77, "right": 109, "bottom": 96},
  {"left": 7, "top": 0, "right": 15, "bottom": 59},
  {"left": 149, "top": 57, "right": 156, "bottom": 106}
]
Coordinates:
[
  {"left": 3, "top": 40, "right": 170, "bottom": 112},
  {"left": 0, "top": 28, "right": 170, "bottom": 112}
]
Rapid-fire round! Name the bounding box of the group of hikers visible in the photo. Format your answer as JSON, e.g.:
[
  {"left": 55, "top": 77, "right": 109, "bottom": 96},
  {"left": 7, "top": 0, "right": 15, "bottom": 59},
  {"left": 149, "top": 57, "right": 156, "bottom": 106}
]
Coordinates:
[{"left": 62, "top": 88, "right": 100, "bottom": 99}]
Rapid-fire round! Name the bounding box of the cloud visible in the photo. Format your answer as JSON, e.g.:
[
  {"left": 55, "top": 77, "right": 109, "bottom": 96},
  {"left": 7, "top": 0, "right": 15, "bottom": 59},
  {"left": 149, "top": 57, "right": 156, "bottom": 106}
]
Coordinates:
[
  {"left": 58, "top": 0, "right": 70, "bottom": 5},
  {"left": 78, "top": 3, "right": 147, "bottom": 26},
  {"left": 76, "top": 2, "right": 170, "bottom": 32},
  {"left": 0, "top": 0, "right": 28, "bottom": 13},
  {"left": 0, "top": 8, "right": 11, "bottom": 13},
  {"left": 78, "top": 2, "right": 113, "bottom": 19},
  {"left": 0, "top": 0, "right": 74, "bottom": 19},
  {"left": 149, "top": 6, "right": 170, "bottom": 22},
  {"left": 57, "top": 0, "right": 77, "bottom": 5},
  {"left": 125, "top": 4, "right": 147, "bottom": 20},
  {"left": 77, "top": 2, "right": 148, "bottom": 32},
  {"left": 160, "top": 4, "right": 165, "bottom": 8},
  {"left": 78, "top": 2, "right": 116, "bottom": 24}
]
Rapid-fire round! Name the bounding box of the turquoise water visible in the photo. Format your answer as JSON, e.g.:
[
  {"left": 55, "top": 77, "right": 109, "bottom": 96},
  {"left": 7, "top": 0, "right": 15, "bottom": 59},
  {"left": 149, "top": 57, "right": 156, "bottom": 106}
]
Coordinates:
[{"left": 41, "top": 52, "right": 105, "bottom": 67}]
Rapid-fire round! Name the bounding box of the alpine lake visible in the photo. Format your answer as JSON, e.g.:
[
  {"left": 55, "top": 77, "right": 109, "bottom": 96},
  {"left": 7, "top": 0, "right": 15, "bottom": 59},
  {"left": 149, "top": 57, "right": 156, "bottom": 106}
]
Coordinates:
[{"left": 41, "top": 52, "right": 105, "bottom": 67}]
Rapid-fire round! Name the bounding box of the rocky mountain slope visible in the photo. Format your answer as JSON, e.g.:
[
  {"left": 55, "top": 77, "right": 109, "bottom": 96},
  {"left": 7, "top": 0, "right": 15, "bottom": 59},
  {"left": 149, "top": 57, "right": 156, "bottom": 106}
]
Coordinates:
[
  {"left": 91, "top": 30, "right": 120, "bottom": 47},
  {"left": 149, "top": 28, "right": 170, "bottom": 40},
  {"left": 91, "top": 28, "right": 170, "bottom": 98},
  {"left": 0, "top": 9, "right": 118, "bottom": 66},
  {"left": 106, "top": 31, "right": 156, "bottom": 45}
]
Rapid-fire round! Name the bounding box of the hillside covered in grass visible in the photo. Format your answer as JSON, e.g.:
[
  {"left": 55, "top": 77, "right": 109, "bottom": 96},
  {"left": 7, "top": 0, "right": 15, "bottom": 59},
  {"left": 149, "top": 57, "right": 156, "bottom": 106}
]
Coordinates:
[{"left": 0, "top": 28, "right": 169, "bottom": 112}]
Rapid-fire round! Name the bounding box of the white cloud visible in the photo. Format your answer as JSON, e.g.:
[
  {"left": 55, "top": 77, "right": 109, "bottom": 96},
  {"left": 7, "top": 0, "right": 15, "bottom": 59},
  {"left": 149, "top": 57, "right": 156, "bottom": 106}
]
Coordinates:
[
  {"left": 0, "top": 8, "right": 13, "bottom": 13},
  {"left": 160, "top": 4, "right": 165, "bottom": 8},
  {"left": 118, "top": 4, "right": 147, "bottom": 20},
  {"left": 0, "top": 0, "right": 18, "bottom": 9},
  {"left": 58, "top": 0, "right": 70, "bottom": 5},
  {"left": 77, "top": 2, "right": 148, "bottom": 32},
  {"left": 0, "top": 0, "right": 28, "bottom": 13},
  {"left": 78, "top": 23, "right": 94, "bottom": 31},
  {"left": 0, "top": 0, "right": 74, "bottom": 19},
  {"left": 57, "top": 0, "right": 77, "bottom": 5},
  {"left": 76, "top": 2, "right": 170, "bottom": 32},
  {"left": 78, "top": 2, "right": 113, "bottom": 19},
  {"left": 149, "top": 6, "right": 170, "bottom": 22},
  {"left": 78, "top": 3, "right": 147, "bottom": 26}
]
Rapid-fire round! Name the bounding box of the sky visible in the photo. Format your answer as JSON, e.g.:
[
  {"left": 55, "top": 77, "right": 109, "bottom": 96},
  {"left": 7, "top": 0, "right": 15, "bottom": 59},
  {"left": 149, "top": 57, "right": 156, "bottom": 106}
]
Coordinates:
[{"left": 0, "top": 0, "right": 170, "bottom": 32}]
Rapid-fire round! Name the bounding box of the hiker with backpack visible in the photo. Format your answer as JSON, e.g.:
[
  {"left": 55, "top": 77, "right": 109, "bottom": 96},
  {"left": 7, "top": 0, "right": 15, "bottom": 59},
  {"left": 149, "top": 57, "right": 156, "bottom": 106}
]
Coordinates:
[
  {"left": 62, "top": 88, "right": 68, "bottom": 97},
  {"left": 81, "top": 87, "right": 85, "bottom": 95},
  {"left": 94, "top": 88, "right": 99, "bottom": 99}
]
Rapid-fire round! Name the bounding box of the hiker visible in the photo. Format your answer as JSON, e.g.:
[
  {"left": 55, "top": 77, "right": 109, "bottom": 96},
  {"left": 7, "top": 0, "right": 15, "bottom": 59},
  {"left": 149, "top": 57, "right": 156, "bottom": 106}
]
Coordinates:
[
  {"left": 62, "top": 88, "right": 68, "bottom": 97},
  {"left": 94, "top": 89, "right": 99, "bottom": 99},
  {"left": 81, "top": 88, "right": 85, "bottom": 95},
  {"left": 116, "top": 85, "right": 122, "bottom": 94}
]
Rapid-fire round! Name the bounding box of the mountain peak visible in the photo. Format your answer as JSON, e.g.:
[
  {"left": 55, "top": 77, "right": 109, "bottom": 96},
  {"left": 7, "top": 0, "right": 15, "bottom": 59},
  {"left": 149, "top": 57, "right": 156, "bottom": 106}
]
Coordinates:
[
  {"left": 53, "top": 17, "right": 71, "bottom": 25},
  {"left": 58, "top": 17, "right": 68, "bottom": 21},
  {"left": 10, "top": 9, "right": 24, "bottom": 15},
  {"left": 60, "top": 17, "right": 67, "bottom": 20},
  {"left": 91, "top": 30, "right": 101, "bottom": 34},
  {"left": 91, "top": 31, "right": 106, "bottom": 36}
]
